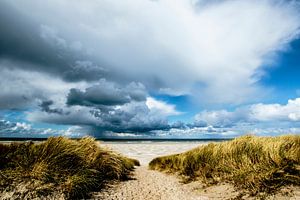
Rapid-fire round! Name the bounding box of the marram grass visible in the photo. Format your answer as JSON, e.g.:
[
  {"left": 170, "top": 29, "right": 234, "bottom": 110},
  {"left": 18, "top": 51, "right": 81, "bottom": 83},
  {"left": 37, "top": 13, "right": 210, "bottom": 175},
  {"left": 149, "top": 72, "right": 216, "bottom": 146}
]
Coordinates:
[
  {"left": 0, "top": 137, "right": 139, "bottom": 199},
  {"left": 149, "top": 135, "right": 300, "bottom": 195}
]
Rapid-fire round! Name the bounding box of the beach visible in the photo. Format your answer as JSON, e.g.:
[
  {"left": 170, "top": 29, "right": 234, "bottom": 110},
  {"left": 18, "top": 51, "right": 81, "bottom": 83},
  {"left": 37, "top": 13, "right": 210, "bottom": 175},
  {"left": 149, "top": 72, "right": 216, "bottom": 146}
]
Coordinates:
[
  {"left": 96, "top": 141, "right": 212, "bottom": 200},
  {"left": 96, "top": 141, "right": 300, "bottom": 200}
]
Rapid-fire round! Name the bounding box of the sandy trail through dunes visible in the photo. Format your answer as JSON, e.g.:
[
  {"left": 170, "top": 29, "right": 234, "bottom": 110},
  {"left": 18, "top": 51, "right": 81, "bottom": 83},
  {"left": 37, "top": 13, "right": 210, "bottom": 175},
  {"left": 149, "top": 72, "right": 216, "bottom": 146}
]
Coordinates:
[
  {"left": 93, "top": 142, "right": 300, "bottom": 200},
  {"left": 93, "top": 141, "right": 209, "bottom": 200},
  {"left": 93, "top": 166, "right": 208, "bottom": 200}
]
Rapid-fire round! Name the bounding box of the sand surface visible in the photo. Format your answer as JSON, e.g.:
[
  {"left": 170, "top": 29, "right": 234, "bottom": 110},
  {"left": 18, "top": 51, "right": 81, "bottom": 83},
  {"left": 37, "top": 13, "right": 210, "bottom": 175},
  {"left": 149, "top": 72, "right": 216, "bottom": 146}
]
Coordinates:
[
  {"left": 94, "top": 141, "right": 211, "bottom": 200},
  {"left": 93, "top": 142, "right": 300, "bottom": 200},
  {"left": 93, "top": 166, "right": 208, "bottom": 200}
]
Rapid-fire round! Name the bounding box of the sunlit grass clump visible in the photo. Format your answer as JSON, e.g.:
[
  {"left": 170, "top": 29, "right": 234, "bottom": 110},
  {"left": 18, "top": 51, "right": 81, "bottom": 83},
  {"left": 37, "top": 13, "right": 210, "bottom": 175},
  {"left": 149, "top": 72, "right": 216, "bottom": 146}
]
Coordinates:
[
  {"left": 0, "top": 137, "right": 139, "bottom": 199},
  {"left": 149, "top": 135, "right": 300, "bottom": 195}
]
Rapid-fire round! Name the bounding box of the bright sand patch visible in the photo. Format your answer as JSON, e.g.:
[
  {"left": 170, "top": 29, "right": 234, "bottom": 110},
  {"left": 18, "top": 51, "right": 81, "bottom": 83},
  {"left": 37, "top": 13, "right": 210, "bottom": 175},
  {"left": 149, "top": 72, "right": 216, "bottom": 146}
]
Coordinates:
[{"left": 101, "top": 141, "right": 208, "bottom": 165}]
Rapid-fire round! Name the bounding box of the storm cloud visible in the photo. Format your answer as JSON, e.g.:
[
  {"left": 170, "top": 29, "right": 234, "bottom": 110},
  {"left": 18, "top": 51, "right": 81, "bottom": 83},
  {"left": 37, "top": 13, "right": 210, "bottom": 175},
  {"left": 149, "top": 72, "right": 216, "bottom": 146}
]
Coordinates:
[
  {"left": 25, "top": 79, "right": 172, "bottom": 134},
  {"left": 40, "top": 100, "right": 64, "bottom": 114},
  {"left": 0, "top": 2, "right": 107, "bottom": 83},
  {"left": 28, "top": 101, "right": 171, "bottom": 134},
  {"left": 67, "top": 80, "right": 147, "bottom": 107}
]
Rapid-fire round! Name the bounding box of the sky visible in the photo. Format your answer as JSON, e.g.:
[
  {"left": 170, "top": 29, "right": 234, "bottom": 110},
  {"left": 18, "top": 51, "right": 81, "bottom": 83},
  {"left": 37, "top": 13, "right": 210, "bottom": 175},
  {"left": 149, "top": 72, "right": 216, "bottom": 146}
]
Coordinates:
[{"left": 0, "top": 0, "right": 300, "bottom": 138}]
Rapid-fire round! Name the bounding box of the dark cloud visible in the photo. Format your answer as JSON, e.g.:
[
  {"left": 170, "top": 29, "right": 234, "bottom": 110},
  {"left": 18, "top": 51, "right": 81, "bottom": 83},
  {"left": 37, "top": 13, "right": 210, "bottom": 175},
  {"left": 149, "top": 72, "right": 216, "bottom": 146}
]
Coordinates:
[
  {"left": 0, "top": 66, "right": 74, "bottom": 110},
  {"left": 67, "top": 80, "right": 147, "bottom": 107},
  {"left": 40, "top": 100, "right": 64, "bottom": 114},
  {"left": 170, "top": 120, "right": 209, "bottom": 130},
  {"left": 62, "top": 80, "right": 154, "bottom": 133},
  {"left": 0, "top": 2, "right": 106, "bottom": 82},
  {"left": 0, "top": 3, "right": 68, "bottom": 74},
  {"left": 190, "top": 120, "right": 208, "bottom": 128},
  {"left": 29, "top": 100, "right": 170, "bottom": 135},
  {"left": 62, "top": 61, "right": 106, "bottom": 82},
  {"left": 171, "top": 121, "right": 186, "bottom": 129},
  {"left": 125, "top": 82, "right": 148, "bottom": 102},
  {"left": 0, "top": 94, "right": 32, "bottom": 110},
  {"left": 67, "top": 88, "right": 129, "bottom": 107},
  {"left": 90, "top": 103, "right": 170, "bottom": 133},
  {"left": 0, "top": 67, "right": 43, "bottom": 110}
]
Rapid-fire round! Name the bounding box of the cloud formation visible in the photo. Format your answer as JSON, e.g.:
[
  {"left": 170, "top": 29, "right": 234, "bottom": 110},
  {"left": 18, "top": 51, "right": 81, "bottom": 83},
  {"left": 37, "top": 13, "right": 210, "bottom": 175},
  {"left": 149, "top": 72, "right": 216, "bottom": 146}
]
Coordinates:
[
  {"left": 67, "top": 80, "right": 146, "bottom": 107},
  {"left": 0, "top": 119, "right": 84, "bottom": 137},
  {"left": 28, "top": 101, "right": 171, "bottom": 134},
  {"left": 146, "top": 97, "right": 182, "bottom": 116},
  {"left": 0, "top": 0, "right": 300, "bottom": 137},
  {"left": 152, "top": 98, "right": 300, "bottom": 138},
  {"left": 0, "top": 64, "right": 88, "bottom": 110},
  {"left": 1, "top": 0, "right": 300, "bottom": 103},
  {"left": 25, "top": 79, "right": 177, "bottom": 134},
  {"left": 194, "top": 97, "right": 300, "bottom": 127}
]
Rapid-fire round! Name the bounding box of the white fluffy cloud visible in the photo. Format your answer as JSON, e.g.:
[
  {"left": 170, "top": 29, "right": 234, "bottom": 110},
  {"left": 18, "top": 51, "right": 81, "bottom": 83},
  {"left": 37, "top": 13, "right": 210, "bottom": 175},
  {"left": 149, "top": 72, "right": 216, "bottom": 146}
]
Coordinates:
[
  {"left": 157, "top": 97, "right": 300, "bottom": 137},
  {"left": 153, "top": 126, "right": 240, "bottom": 138},
  {"left": 250, "top": 98, "right": 300, "bottom": 122},
  {"left": 195, "top": 97, "right": 300, "bottom": 127},
  {"left": 146, "top": 97, "right": 181, "bottom": 116},
  {"left": 0, "top": 119, "right": 84, "bottom": 137}
]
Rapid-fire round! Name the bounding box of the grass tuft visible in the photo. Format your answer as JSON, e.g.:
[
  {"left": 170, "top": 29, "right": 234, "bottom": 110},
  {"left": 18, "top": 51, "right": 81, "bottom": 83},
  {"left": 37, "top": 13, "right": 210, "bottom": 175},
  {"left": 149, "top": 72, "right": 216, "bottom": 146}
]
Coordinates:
[
  {"left": 149, "top": 135, "right": 300, "bottom": 195},
  {"left": 0, "top": 137, "right": 139, "bottom": 199}
]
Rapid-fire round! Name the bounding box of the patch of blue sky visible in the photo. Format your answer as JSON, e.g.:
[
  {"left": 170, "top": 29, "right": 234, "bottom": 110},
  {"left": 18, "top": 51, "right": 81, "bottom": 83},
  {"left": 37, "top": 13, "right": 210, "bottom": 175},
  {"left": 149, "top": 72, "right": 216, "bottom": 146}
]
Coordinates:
[{"left": 259, "top": 38, "right": 300, "bottom": 104}]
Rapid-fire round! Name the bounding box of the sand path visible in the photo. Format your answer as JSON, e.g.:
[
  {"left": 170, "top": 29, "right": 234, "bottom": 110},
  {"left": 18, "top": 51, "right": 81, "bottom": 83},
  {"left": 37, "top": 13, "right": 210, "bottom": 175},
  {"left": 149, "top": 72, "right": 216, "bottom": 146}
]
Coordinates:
[{"left": 93, "top": 166, "right": 208, "bottom": 200}]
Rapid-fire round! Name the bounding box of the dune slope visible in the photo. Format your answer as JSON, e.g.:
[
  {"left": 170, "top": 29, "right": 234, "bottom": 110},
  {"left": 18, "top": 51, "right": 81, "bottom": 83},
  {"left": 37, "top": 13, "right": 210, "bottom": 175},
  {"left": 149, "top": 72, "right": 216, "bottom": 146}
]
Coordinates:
[
  {"left": 0, "top": 137, "right": 139, "bottom": 199},
  {"left": 149, "top": 135, "right": 300, "bottom": 197}
]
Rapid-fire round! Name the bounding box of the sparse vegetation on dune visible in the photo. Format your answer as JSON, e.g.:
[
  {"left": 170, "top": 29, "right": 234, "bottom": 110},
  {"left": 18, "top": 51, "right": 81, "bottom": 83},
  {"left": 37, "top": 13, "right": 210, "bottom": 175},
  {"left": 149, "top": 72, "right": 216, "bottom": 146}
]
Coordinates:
[
  {"left": 149, "top": 135, "right": 300, "bottom": 196},
  {"left": 0, "top": 137, "right": 139, "bottom": 199}
]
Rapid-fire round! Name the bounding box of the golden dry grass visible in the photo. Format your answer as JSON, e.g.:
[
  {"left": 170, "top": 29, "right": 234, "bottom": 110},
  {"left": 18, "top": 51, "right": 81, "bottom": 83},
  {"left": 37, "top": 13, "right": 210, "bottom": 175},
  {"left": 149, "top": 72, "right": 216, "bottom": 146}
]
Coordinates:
[
  {"left": 149, "top": 135, "right": 300, "bottom": 196},
  {"left": 0, "top": 137, "right": 139, "bottom": 199}
]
